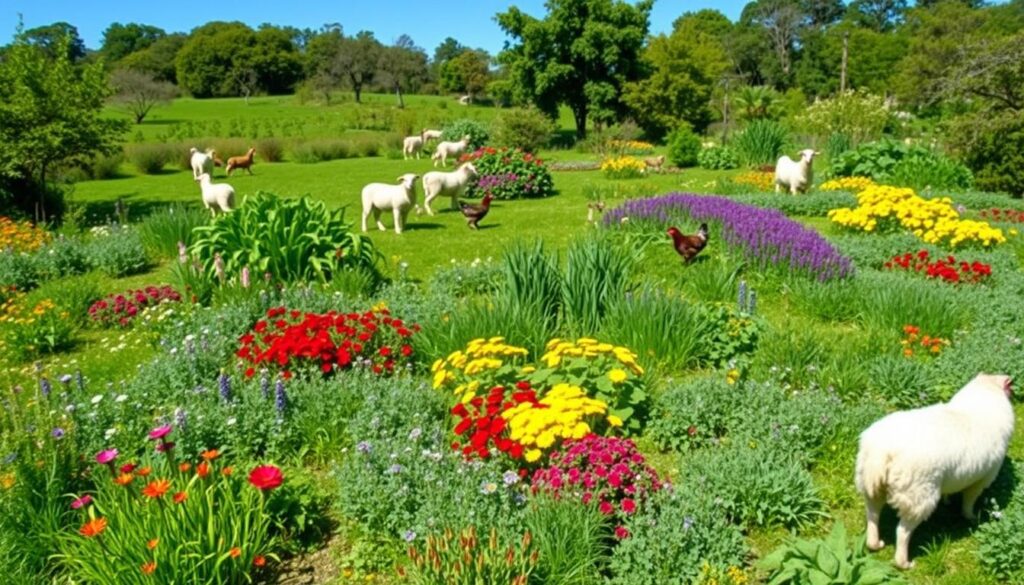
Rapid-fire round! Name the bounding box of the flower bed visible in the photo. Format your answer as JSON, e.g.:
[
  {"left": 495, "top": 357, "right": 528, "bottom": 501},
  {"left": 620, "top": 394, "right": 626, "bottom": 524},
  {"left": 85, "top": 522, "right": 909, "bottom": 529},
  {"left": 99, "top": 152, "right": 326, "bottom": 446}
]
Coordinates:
[
  {"left": 884, "top": 250, "right": 992, "bottom": 284},
  {"left": 460, "top": 147, "right": 555, "bottom": 200},
  {"left": 601, "top": 156, "right": 647, "bottom": 179},
  {"left": 979, "top": 208, "right": 1024, "bottom": 224},
  {"left": 236, "top": 307, "right": 419, "bottom": 378},
  {"left": 820, "top": 176, "right": 876, "bottom": 192},
  {"left": 88, "top": 286, "right": 182, "bottom": 328},
  {"left": 732, "top": 171, "right": 775, "bottom": 192},
  {"left": 605, "top": 194, "right": 854, "bottom": 281},
  {"left": 901, "top": 324, "right": 949, "bottom": 357},
  {"left": 0, "top": 216, "right": 50, "bottom": 253}
]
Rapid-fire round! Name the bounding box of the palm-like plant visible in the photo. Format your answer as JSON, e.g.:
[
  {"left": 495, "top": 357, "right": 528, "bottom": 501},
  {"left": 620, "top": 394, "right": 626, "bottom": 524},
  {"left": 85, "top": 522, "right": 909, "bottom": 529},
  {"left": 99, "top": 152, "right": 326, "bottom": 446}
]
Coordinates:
[{"left": 735, "top": 85, "right": 782, "bottom": 121}]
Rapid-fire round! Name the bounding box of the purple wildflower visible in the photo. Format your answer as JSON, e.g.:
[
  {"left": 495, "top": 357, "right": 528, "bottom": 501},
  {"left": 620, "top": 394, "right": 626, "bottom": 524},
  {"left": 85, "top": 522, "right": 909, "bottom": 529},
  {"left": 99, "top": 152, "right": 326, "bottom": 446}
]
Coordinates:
[
  {"left": 275, "top": 378, "right": 287, "bottom": 417},
  {"left": 218, "top": 373, "right": 231, "bottom": 402},
  {"left": 39, "top": 378, "right": 52, "bottom": 398},
  {"left": 51, "top": 427, "right": 65, "bottom": 439}
]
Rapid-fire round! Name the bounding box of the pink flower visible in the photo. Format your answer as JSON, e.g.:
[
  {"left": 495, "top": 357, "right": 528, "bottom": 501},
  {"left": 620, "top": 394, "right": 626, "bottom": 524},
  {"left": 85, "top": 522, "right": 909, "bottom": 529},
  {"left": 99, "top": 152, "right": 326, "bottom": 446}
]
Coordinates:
[
  {"left": 621, "top": 498, "right": 636, "bottom": 514},
  {"left": 148, "top": 425, "right": 172, "bottom": 440},
  {"left": 614, "top": 525, "right": 630, "bottom": 539},
  {"left": 96, "top": 449, "right": 118, "bottom": 464},
  {"left": 599, "top": 500, "right": 614, "bottom": 515},
  {"left": 71, "top": 495, "right": 93, "bottom": 510},
  {"left": 248, "top": 465, "right": 284, "bottom": 491}
]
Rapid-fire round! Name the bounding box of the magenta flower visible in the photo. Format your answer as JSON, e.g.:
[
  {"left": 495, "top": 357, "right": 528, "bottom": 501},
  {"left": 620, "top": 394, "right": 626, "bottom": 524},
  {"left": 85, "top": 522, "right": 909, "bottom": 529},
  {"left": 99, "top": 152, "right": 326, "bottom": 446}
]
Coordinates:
[
  {"left": 71, "top": 495, "right": 93, "bottom": 510},
  {"left": 155, "top": 441, "right": 175, "bottom": 453},
  {"left": 148, "top": 425, "right": 172, "bottom": 440},
  {"left": 95, "top": 449, "right": 118, "bottom": 464}
]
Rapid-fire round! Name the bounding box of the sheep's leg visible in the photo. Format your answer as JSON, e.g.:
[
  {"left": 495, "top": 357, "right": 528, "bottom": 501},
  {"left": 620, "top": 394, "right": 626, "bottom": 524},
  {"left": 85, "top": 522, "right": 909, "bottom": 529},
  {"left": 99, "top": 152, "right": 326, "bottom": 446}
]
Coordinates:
[
  {"left": 864, "top": 494, "right": 886, "bottom": 551},
  {"left": 422, "top": 192, "right": 436, "bottom": 216},
  {"left": 774, "top": 183, "right": 781, "bottom": 194},
  {"left": 962, "top": 468, "right": 1000, "bottom": 520},
  {"left": 393, "top": 207, "right": 404, "bottom": 234},
  {"left": 374, "top": 209, "right": 387, "bottom": 232},
  {"left": 450, "top": 195, "right": 460, "bottom": 211},
  {"left": 361, "top": 207, "right": 369, "bottom": 233},
  {"left": 894, "top": 516, "right": 922, "bottom": 570}
]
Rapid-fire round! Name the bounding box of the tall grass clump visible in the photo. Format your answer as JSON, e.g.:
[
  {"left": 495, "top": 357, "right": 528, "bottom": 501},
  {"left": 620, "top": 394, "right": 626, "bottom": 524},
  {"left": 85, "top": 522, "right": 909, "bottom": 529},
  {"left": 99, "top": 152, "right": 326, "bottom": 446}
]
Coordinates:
[
  {"left": 854, "top": 273, "right": 969, "bottom": 337},
  {"left": 561, "top": 234, "right": 635, "bottom": 336},
  {"left": 125, "top": 144, "right": 174, "bottom": 174},
  {"left": 734, "top": 120, "right": 790, "bottom": 167},
  {"left": 524, "top": 495, "right": 607, "bottom": 585},
  {"left": 681, "top": 256, "right": 745, "bottom": 304},
  {"left": 86, "top": 153, "right": 124, "bottom": 179},
  {"left": 256, "top": 138, "right": 285, "bottom": 163},
  {"left": 291, "top": 139, "right": 353, "bottom": 164},
  {"left": 501, "top": 240, "right": 562, "bottom": 328},
  {"left": 601, "top": 284, "right": 710, "bottom": 371},
  {"left": 137, "top": 204, "right": 211, "bottom": 258}
]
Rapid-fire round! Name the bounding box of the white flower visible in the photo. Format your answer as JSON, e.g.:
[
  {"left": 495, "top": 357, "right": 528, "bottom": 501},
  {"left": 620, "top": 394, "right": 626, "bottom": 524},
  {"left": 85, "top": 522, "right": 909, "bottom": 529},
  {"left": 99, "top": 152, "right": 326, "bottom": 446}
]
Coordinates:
[
  {"left": 91, "top": 394, "right": 104, "bottom": 405},
  {"left": 104, "top": 428, "right": 117, "bottom": 439},
  {"left": 115, "top": 394, "right": 128, "bottom": 403},
  {"left": 226, "top": 417, "right": 237, "bottom": 426}
]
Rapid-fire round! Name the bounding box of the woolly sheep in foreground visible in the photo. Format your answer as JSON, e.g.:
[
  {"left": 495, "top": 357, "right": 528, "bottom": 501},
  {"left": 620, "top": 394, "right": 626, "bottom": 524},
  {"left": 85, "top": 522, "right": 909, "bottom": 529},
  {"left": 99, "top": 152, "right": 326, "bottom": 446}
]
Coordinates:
[
  {"left": 361, "top": 173, "right": 419, "bottom": 234},
  {"left": 419, "top": 162, "right": 478, "bottom": 216},
  {"left": 855, "top": 373, "right": 1014, "bottom": 569},
  {"left": 195, "top": 173, "right": 235, "bottom": 216},
  {"left": 431, "top": 135, "right": 471, "bottom": 167},
  {"left": 774, "top": 149, "right": 817, "bottom": 195},
  {"left": 190, "top": 147, "right": 216, "bottom": 180},
  {"left": 402, "top": 134, "right": 425, "bottom": 160}
]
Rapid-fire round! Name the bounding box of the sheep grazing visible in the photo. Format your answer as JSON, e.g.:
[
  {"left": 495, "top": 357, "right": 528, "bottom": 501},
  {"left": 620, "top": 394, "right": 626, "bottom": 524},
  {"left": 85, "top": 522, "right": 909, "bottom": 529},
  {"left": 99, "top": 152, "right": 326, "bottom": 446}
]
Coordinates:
[
  {"left": 403, "top": 135, "right": 425, "bottom": 160},
  {"left": 774, "top": 149, "right": 818, "bottom": 195},
  {"left": 226, "top": 147, "right": 256, "bottom": 176},
  {"left": 361, "top": 173, "right": 419, "bottom": 234},
  {"left": 420, "top": 162, "right": 478, "bottom": 216},
  {"left": 190, "top": 147, "right": 216, "bottom": 180},
  {"left": 458, "top": 94, "right": 472, "bottom": 106},
  {"left": 586, "top": 201, "right": 606, "bottom": 225},
  {"left": 422, "top": 128, "right": 444, "bottom": 142},
  {"left": 195, "top": 173, "right": 235, "bottom": 216},
  {"left": 431, "top": 135, "right": 471, "bottom": 168},
  {"left": 643, "top": 155, "right": 666, "bottom": 171}
]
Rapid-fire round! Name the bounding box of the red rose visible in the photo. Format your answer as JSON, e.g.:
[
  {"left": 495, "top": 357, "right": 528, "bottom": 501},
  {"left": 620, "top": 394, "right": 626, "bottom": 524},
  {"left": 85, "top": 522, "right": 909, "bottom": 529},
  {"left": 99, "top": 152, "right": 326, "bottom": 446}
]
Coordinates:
[{"left": 248, "top": 465, "right": 284, "bottom": 491}]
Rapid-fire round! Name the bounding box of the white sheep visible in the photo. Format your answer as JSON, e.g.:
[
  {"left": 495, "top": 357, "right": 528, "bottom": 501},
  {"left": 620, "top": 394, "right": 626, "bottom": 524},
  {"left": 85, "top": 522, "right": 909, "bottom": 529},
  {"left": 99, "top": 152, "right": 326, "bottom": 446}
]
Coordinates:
[
  {"left": 190, "top": 147, "right": 216, "bottom": 180},
  {"left": 431, "top": 135, "right": 471, "bottom": 168},
  {"left": 402, "top": 135, "right": 425, "bottom": 160},
  {"left": 458, "top": 94, "right": 471, "bottom": 106},
  {"left": 420, "top": 163, "right": 478, "bottom": 216},
  {"left": 422, "top": 128, "right": 444, "bottom": 142},
  {"left": 774, "top": 149, "right": 818, "bottom": 195},
  {"left": 361, "top": 173, "right": 419, "bottom": 234},
  {"left": 195, "top": 173, "right": 235, "bottom": 216}
]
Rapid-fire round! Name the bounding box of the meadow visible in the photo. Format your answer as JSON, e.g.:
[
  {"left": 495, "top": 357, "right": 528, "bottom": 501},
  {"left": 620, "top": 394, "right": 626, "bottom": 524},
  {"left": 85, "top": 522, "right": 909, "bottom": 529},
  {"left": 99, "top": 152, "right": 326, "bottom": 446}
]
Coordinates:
[{"left": 3, "top": 94, "right": 1024, "bottom": 585}]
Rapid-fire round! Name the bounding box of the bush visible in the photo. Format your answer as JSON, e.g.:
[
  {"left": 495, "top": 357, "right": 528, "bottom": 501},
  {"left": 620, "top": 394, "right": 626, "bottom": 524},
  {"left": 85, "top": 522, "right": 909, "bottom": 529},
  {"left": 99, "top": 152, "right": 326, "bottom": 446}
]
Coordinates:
[
  {"left": 441, "top": 119, "right": 490, "bottom": 149},
  {"left": 0, "top": 250, "right": 42, "bottom": 291},
  {"left": 136, "top": 204, "right": 210, "bottom": 258},
  {"left": 829, "top": 139, "right": 974, "bottom": 190},
  {"left": 88, "top": 285, "right": 182, "bottom": 328},
  {"left": 949, "top": 112, "right": 1024, "bottom": 197},
  {"left": 795, "top": 90, "right": 890, "bottom": 145},
  {"left": 492, "top": 108, "right": 555, "bottom": 153},
  {"left": 976, "top": 463, "right": 1024, "bottom": 581},
  {"left": 86, "top": 152, "right": 124, "bottom": 179},
  {"left": 125, "top": 143, "right": 173, "bottom": 174},
  {"left": 290, "top": 139, "right": 353, "bottom": 164},
  {"left": 759, "top": 522, "right": 908, "bottom": 585},
  {"left": 35, "top": 236, "right": 91, "bottom": 280},
  {"left": 256, "top": 138, "right": 285, "bottom": 163},
  {"left": 462, "top": 148, "right": 555, "bottom": 200},
  {"left": 85, "top": 226, "right": 148, "bottom": 278},
  {"left": 523, "top": 495, "right": 607, "bottom": 585},
  {"left": 190, "top": 193, "right": 377, "bottom": 284},
  {"left": 733, "top": 119, "right": 790, "bottom": 167},
  {"left": 0, "top": 292, "right": 77, "bottom": 359},
  {"left": 697, "top": 145, "right": 739, "bottom": 170},
  {"left": 666, "top": 125, "right": 701, "bottom": 168}
]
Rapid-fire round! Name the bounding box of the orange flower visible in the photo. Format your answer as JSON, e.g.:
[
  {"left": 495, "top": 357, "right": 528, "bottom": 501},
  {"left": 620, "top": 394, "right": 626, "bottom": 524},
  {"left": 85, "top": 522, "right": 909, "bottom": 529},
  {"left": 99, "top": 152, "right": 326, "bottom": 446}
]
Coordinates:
[
  {"left": 142, "top": 479, "right": 171, "bottom": 499},
  {"left": 201, "top": 449, "right": 220, "bottom": 461},
  {"left": 115, "top": 473, "right": 135, "bottom": 486},
  {"left": 147, "top": 538, "right": 159, "bottom": 550},
  {"left": 80, "top": 517, "right": 107, "bottom": 538},
  {"left": 173, "top": 491, "right": 188, "bottom": 504},
  {"left": 221, "top": 466, "right": 234, "bottom": 477},
  {"left": 253, "top": 555, "right": 266, "bottom": 567},
  {"left": 229, "top": 547, "right": 241, "bottom": 558},
  {"left": 196, "top": 461, "right": 210, "bottom": 478},
  {"left": 137, "top": 466, "right": 152, "bottom": 477},
  {"left": 179, "top": 462, "right": 192, "bottom": 472},
  {"left": 903, "top": 348, "right": 914, "bottom": 357},
  {"left": 141, "top": 561, "right": 156, "bottom": 575}
]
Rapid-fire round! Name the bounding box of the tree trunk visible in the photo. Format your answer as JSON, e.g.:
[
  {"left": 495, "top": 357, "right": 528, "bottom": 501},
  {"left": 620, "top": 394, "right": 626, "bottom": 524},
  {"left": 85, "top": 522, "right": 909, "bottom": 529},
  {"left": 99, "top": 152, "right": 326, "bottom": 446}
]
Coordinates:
[
  {"left": 395, "top": 84, "right": 405, "bottom": 109},
  {"left": 37, "top": 165, "right": 48, "bottom": 223},
  {"left": 573, "top": 104, "right": 588, "bottom": 139},
  {"left": 353, "top": 83, "right": 362, "bottom": 104}
]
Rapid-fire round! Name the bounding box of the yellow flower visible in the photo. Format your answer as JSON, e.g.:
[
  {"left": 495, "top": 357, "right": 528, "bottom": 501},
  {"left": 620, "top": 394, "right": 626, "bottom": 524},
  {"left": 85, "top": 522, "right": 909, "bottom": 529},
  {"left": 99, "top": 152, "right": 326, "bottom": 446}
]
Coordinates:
[
  {"left": 0, "top": 473, "right": 14, "bottom": 489},
  {"left": 608, "top": 368, "right": 628, "bottom": 384},
  {"left": 607, "top": 415, "right": 623, "bottom": 428},
  {"left": 524, "top": 449, "right": 542, "bottom": 463},
  {"left": 726, "top": 369, "right": 740, "bottom": 385}
]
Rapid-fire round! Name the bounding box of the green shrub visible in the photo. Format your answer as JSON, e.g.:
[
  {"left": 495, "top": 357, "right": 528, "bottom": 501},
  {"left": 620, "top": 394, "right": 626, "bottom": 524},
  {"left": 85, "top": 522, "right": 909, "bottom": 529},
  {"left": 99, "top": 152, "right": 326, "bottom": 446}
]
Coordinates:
[
  {"left": 976, "top": 463, "right": 1024, "bottom": 581},
  {"left": 125, "top": 143, "right": 173, "bottom": 174},
  {"left": 32, "top": 272, "right": 103, "bottom": 319},
  {"left": 795, "top": 90, "right": 890, "bottom": 145},
  {"left": 524, "top": 495, "right": 607, "bottom": 585},
  {"left": 666, "top": 125, "right": 701, "bottom": 168},
  {"left": 35, "top": 236, "right": 91, "bottom": 281},
  {"left": 190, "top": 193, "right": 377, "bottom": 284},
  {"left": 867, "top": 355, "right": 937, "bottom": 408},
  {"left": 291, "top": 139, "right": 353, "bottom": 163},
  {"left": 85, "top": 226, "right": 148, "bottom": 278},
  {"left": 829, "top": 139, "right": 973, "bottom": 190},
  {"left": 441, "top": 118, "right": 490, "bottom": 149},
  {"left": 697, "top": 145, "right": 739, "bottom": 170},
  {"left": 256, "top": 138, "right": 285, "bottom": 163},
  {"left": 0, "top": 251, "right": 41, "bottom": 291},
  {"left": 949, "top": 111, "right": 1024, "bottom": 197},
  {"left": 826, "top": 132, "right": 852, "bottom": 162},
  {"left": 136, "top": 204, "right": 210, "bottom": 258},
  {"left": 561, "top": 234, "right": 635, "bottom": 336},
  {"left": 86, "top": 152, "right": 124, "bottom": 179},
  {"left": 734, "top": 119, "right": 790, "bottom": 167},
  {"left": 889, "top": 154, "right": 974, "bottom": 191},
  {"left": 492, "top": 108, "right": 556, "bottom": 153},
  {"left": 463, "top": 147, "right": 556, "bottom": 200},
  {"left": 608, "top": 489, "right": 747, "bottom": 585},
  {"left": 759, "top": 522, "right": 908, "bottom": 585}
]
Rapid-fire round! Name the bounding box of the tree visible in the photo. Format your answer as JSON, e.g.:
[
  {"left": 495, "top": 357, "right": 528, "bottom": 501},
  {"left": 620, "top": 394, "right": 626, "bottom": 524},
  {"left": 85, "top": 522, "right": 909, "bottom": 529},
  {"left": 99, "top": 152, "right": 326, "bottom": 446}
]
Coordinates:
[
  {"left": 621, "top": 16, "right": 731, "bottom": 140},
  {"left": 848, "top": 0, "right": 908, "bottom": 31},
  {"left": 0, "top": 31, "right": 126, "bottom": 219},
  {"left": 743, "top": 0, "right": 804, "bottom": 82},
  {"left": 734, "top": 85, "right": 783, "bottom": 120},
  {"left": 938, "top": 32, "right": 1024, "bottom": 112},
  {"left": 175, "top": 22, "right": 302, "bottom": 98},
  {"left": 439, "top": 49, "right": 490, "bottom": 97},
  {"left": 120, "top": 34, "right": 187, "bottom": 83},
  {"left": 109, "top": 68, "right": 178, "bottom": 123},
  {"left": 377, "top": 35, "right": 429, "bottom": 108},
  {"left": 497, "top": 0, "right": 653, "bottom": 139},
  {"left": 101, "top": 23, "right": 166, "bottom": 62},
  {"left": 326, "top": 31, "right": 382, "bottom": 103},
  {"left": 23, "top": 22, "right": 87, "bottom": 62}
]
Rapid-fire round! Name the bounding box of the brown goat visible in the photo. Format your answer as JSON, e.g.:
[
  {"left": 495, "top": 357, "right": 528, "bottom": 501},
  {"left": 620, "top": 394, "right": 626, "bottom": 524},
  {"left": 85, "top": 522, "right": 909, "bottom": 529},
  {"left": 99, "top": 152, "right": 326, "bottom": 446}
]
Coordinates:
[
  {"left": 226, "top": 148, "right": 256, "bottom": 176},
  {"left": 644, "top": 155, "right": 666, "bottom": 170}
]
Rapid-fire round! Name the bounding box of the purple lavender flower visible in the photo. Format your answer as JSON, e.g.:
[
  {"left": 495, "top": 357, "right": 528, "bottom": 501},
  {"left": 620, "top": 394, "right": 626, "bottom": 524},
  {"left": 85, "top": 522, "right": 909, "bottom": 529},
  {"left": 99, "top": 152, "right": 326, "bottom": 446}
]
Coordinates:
[
  {"left": 39, "top": 377, "right": 52, "bottom": 399},
  {"left": 175, "top": 408, "right": 188, "bottom": 432},
  {"left": 403, "top": 530, "right": 417, "bottom": 542},
  {"left": 749, "top": 290, "right": 758, "bottom": 315},
  {"left": 275, "top": 378, "right": 287, "bottom": 417},
  {"left": 260, "top": 371, "right": 270, "bottom": 399},
  {"left": 51, "top": 427, "right": 65, "bottom": 439},
  {"left": 218, "top": 373, "right": 231, "bottom": 402},
  {"left": 75, "top": 370, "right": 85, "bottom": 393},
  {"left": 737, "top": 280, "right": 748, "bottom": 312},
  {"left": 356, "top": 441, "right": 372, "bottom": 454},
  {"left": 388, "top": 464, "right": 403, "bottom": 474}
]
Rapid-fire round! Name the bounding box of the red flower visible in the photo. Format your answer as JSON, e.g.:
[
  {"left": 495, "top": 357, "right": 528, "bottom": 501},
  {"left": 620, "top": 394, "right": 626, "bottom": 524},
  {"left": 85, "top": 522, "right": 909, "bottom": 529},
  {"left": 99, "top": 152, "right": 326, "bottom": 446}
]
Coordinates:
[
  {"left": 621, "top": 498, "right": 637, "bottom": 514},
  {"left": 173, "top": 491, "right": 188, "bottom": 504},
  {"left": 248, "top": 465, "right": 284, "bottom": 491},
  {"left": 599, "top": 501, "right": 615, "bottom": 515},
  {"left": 614, "top": 526, "right": 630, "bottom": 539}
]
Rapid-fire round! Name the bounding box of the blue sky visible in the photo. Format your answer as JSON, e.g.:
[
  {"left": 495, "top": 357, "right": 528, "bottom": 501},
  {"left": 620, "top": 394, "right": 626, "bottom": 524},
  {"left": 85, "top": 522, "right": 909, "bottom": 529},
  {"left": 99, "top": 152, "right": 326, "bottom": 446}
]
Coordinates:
[{"left": 1, "top": 0, "right": 749, "bottom": 55}]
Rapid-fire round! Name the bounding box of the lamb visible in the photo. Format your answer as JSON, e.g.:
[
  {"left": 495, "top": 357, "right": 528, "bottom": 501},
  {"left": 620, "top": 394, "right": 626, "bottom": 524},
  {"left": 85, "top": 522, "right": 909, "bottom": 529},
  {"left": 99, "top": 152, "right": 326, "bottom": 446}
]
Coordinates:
[
  {"left": 420, "top": 163, "right": 478, "bottom": 216},
  {"left": 643, "top": 155, "right": 666, "bottom": 171},
  {"left": 431, "top": 135, "right": 471, "bottom": 168},
  {"left": 226, "top": 147, "right": 256, "bottom": 176},
  {"left": 403, "top": 134, "right": 425, "bottom": 160},
  {"left": 774, "top": 149, "right": 818, "bottom": 195},
  {"left": 189, "top": 147, "right": 216, "bottom": 180},
  {"left": 195, "top": 173, "right": 235, "bottom": 216},
  {"left": 855, "top": 373, "right": 1014, "bottom": 569},
  {"left": 361, "top": 173, "right": 419, "bottom": 234},
  {"left": 422, "top": 128, "right": 444, "bottom": 142}
]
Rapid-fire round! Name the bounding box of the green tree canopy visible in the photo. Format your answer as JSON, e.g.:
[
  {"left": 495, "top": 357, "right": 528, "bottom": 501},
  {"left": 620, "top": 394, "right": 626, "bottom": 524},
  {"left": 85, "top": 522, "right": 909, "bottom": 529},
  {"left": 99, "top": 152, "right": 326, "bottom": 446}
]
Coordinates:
[
  {"left": 120, "top": 33, "right": 187, "bottom": 83},
  {"left": 496, "top": 0, "right": 654, "bottom": 138},
  {"left": 100, "top": 23, "right": 166, "bottom": 62},
  {"left": 438, "top": 49, "right": 490, "bottom": 97},
  {"left": 23, "top": 22, "right": 86, "bottom": 62}
]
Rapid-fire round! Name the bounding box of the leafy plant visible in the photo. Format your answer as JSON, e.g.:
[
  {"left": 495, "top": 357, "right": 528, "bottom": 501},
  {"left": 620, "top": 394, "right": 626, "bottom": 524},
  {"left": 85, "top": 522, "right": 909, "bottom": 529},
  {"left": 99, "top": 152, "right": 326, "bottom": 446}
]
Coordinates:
[
  {"left": 462, "top": 147, "right": 555, "bottom": 200},
  {"left": 400, "top": 524, "right": 536, "bottom": 585},
  {"left": 523, "top": 494, "right": 607, "bottom": 585},
  {"left": 124, "top": 143, "right": 173, "bottom": 174},
  {"left": 85, "top": 225, "right": 148, "bottom": 278},
  {"left": 796, "top": 90, "right": 890, "bottom": 145},
  {"left": 561, "top": 234, "right": 635, "bottom": 336},
  {"left": 829, "top": 139, "right": 973, "bottom": 190},
  {"left": 758, "top": 522, "right": 908, "bottom": 585},
  {"left": 666, "top": 124, "right": 701, "bottom": 168},
  {"left": 35, "top": 236, "right": 91, "bottom": 280},
  {"left": 136, "top": 204, "right": 210, "bottom": 258},
  {"left": 441, "top": 118, "right": 490, "bottom": 149},
  {"left": 492, "top": 107, "right": 556, "bottom": 153},
  {"left": 190, "top": 193, "right": 377, "bottom": 284},
  {"left": 697, "top": 145, "right": 739, "bottom": 170},
  {"left": 734, "top": 119, "right": 790, "bottom": 167}
]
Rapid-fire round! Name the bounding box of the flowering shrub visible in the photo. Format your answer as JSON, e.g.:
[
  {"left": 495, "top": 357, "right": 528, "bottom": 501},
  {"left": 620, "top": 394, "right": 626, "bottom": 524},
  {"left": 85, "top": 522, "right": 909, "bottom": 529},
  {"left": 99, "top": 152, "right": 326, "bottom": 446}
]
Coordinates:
[
  {"left": 607, "top": 140, "right": 656, "bottom": 155},
  {"left": 399, "top": 525, "right": 536, "bottom": 585},
  {"left": 0, "top": 294, "right": 74, "bottom": 360},
  {"left": 451, "top": 383, "right": 540, "bottom": 460},
  {"left": 236, "top": 306, "right": 419, "bottom": 378},
  {"left": 819, "top": 176, "right": 876, "bottom": 192},
  {"left": 460, "top": 147, "right": 555, "bottom": 200},
  {"left": 884, "top": 250, "right": 992, "bottom": 284},
  {"left": 531, "top": 435, "right": 662, "bottom": 539},
  {"left": 606, "top": 194, "right": 854, "bottom": 281},
  {"left": 88, "top": 286, "right": 182, "bottom": 328},
  {"left": 828, "top": 185, "right": 1006, "bottom": 247},
  {"left": 732, "top": 171, "right": 775, "bottom": 192},
  {"left": 503, "top": 383, "right": 611, "bottom": 463},
  {"left": 979, "top": 208, "right": 1024, "bottom": 224},
  {"left": 0, "top": 216, "right": 50, "bottom": 253},
  {"left": 901, "top": 324, "right": 949, "bottom": 358},
  {"left": 432, "top": 337, "right": 530, "bottom": 401},
  {"left": 601, "top": 156, "right": 647, "bottom": 179},
  {"left": 56, "top": 428, "right": 280, "bottom": 583}
]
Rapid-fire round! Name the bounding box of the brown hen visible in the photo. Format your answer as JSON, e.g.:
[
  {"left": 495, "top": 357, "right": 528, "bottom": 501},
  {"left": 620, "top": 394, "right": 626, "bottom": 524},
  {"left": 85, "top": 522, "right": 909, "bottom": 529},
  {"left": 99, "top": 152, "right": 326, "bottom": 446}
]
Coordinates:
[{"left": 667, "top": 223, "right": 709, "bottom": 263}]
